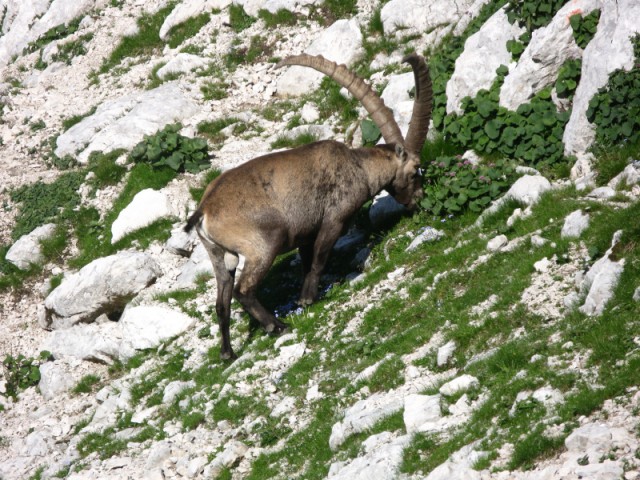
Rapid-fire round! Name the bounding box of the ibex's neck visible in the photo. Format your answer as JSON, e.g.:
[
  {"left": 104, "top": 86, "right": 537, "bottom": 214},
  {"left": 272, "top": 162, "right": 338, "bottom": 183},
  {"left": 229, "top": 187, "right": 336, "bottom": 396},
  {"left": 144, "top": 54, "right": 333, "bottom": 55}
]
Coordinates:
[{"left": 355, "top": 145, "right": 398, "bottom": 197}]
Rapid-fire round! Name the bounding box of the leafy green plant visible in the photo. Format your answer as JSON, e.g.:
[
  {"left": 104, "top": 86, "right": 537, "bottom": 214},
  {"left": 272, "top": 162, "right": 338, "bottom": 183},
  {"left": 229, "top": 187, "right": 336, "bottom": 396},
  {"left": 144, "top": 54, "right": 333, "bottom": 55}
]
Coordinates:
[
  {"left": 443, "top": 74, "right": 570, "bottom": 172},
  {"left": 586, "top": 35, "right": 640, "bottom": 147},
  {"left": 555, "top": 58, "right": 582, "bottom": 100},
  {"left": 26, "top": 17, "right": 82, "bottom": 54},
  {"left": 9, "top": 171, "right": 84, "bottom": 240},
  {"left": 130, "top": 123, "right": 210, "bottom": 174},
  {"left": 30, "top": 119, "right": 46, "bottom": 131},
  {"left": 505, "top": 0, "right": 566, "bottom": 31},
  {"left": 361, "top": 119, "right": 381, "bottom": 146},
  {"left": 2, "top": 351, "right": 52, "bottom": 399},
  {"left": 569, "top": 9, "right": 601, "bottom": 49},
  {"left": 421, "top": 155, "right": 517, "bottom": 216},
  {"left": 506, "top": 32, "right": 531, "bottom": 62}
]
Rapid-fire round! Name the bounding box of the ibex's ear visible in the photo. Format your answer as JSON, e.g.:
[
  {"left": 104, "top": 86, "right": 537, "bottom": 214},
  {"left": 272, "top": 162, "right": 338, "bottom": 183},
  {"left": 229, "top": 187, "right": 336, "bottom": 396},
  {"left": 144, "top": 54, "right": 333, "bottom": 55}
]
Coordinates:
[{"left": 395, "top": 144, "right": 408, "bottom": 162}]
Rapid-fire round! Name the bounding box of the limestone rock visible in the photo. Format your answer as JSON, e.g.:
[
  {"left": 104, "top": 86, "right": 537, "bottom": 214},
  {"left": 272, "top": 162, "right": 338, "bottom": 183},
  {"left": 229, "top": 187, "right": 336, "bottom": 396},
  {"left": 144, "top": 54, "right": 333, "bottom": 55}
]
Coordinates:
[
  {"left": 403, "top": 394, "right": 442, "bottom": 434},
  {"left": 5, "top": 223, "right": 56, "bottom": 270},
  {"left": 38, "top": 360, "right": 78, "bottom": 400},
  {"left": 487, "top": 234, "right": 508, "bottom": 252},
  {"left": 561, "top": 210, "right": 590, "bottom": 239},
  {"left": 564, "top": 0, "right": 640, "bottom": 155},
  {"left": 158, "top": 0, "right": 229, "bottom": 41},
  {"left": 120, "top": 305, "right": 196, "bottom": 351},
  {"left": 446, "top": 7, "right": 525, "bottom": 114},
  {"left": 43, "top": 252, "right": 162, "bottom": 329},
  {"left": 55, "top": 83, "right": 200, "bottom": 163},
  {"left": 437, "top": 340, "right": 457, "bottom": 367},
  {"left": 500, "top": 0, "right": 598, "bottom": 110},
  {"left": 156, "top": 53, "right": 208, "bottom": 79},
  {"left": 277, "top": 19, "right": 364, "bottom": 97},
  {"left": 406, "top": 227, "right": 445, "bottom": 251},
  {"left": 439, "top": 375, "right": 479, "bottom": 397},
  {"left": 111, "top": 189, "right": 178, "bottom": 244}
]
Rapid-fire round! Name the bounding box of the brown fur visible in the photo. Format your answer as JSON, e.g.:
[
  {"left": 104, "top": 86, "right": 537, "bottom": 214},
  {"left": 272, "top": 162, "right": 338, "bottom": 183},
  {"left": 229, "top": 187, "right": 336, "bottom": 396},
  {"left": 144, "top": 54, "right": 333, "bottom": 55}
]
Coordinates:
[{"left": 186, "top": 141, "right": 422, "bottom": 359}]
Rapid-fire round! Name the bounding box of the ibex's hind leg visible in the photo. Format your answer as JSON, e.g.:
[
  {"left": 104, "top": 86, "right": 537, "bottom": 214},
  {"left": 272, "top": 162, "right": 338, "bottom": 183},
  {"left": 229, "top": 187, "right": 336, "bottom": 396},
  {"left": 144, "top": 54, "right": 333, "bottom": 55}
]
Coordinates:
[
  {"left": 202, "top": 240, "right": 238, "bottom": 360},
  {"left": 234, "top": 251, "right": 288, "bottom": 334}
]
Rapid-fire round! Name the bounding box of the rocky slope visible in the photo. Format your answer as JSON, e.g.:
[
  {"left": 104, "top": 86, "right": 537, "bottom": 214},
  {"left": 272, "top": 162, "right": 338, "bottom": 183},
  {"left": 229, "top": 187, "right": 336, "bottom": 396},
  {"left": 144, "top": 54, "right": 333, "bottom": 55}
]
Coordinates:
[{"left": 1, "top": 0, "right": 640, "bottom": 479}]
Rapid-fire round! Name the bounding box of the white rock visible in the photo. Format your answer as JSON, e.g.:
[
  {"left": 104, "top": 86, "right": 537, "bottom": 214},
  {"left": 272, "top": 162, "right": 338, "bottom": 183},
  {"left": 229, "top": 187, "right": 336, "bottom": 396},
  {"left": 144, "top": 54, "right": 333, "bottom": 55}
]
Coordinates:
[
  {"left": 439, "top": 375, "right": 479, "bottom": 397},
  {"left": 531, "top": 234, "right": 548, "bottom": 247},
  {"left": 277, "top": 19, "right": 364, "bottom": 97},
  {"left": 477, "top": 175, "right": 551, "bottom": 226},
  {"left": 328, "top": 432, "right": 412, "bottom": 479},
  {"left": 156, "top": 53, "right": 208, "bottom": 79},
  {"left": 43, "top": 252, "right": 162, "bottom": 329},
  {"left": 165, "top": 225, "right": 198, "bottom": 256},
  {"left": 633, "top": 287, "right": 640, "bottom": 302},
  {"left": 131, "top": 406, "right": 158, "bottom": 424},
  {"left": 38, "top": 360, "right": 77, "bottom": 400},
  {"left": 55, "top": 83, "right": 200, "bottom": 163},
  {"left": 587, "top": 186, "right": 616, "bottom": 199},
  {"left": 300, "top": 102, "right": 320, "bottom": 123},
  {"left": 564, "top": 0, "right": 640, "bottom": 155},
  {"left": 206, "top": 441, "right": 248, "bottom": 478},
  {"left": 500, "top": 0, "right": 597, "bottom": 110},
  {"left": 159, "top": 0, "right": 228, "bottom": 40},
  {"left": 561, "top": 210, "right": 590, "bottom": 239},
  {"left": 446, "top": 7, "right": 525, "bottom": 114},
  {"left": 437, "top": 340, "right": 456, "bottom": 367},
  {"left": 5, "top": 223, "right": 57, "bottom": 270},
  {"left": 406, "top": 227, "right": 445, "bottom": 251},
  {"left": 146, "top": 441, "right": 172, "bottom": 470},
  {"left": 425, "top": 443, "right": 487, "bottom": 480},
  {"left": 120, "top": 305, "right": 196, "bottom": 351},
  {"left": 403, "top": 394, "right": 442, "bottom": 434},
  {"left": 609, "top": 163, "right": 640, "bottom": 190},
  {"left": 163, "top": 380, "right": 196, "bottom": 404},
  {"left": 381, "top": 0, "right": 477, "bottom": 37},
  {"left": 534, "top": 257, "right": 551, "bottom": 273},
  {"left": 487, "top": 235, "right": 508, "bottom": 252},
  {"left": 175, "top": 243, "right": 215, "bottom": 287},
  {"left": 111, "top": 189, "right": 175, "bottom": 244}
]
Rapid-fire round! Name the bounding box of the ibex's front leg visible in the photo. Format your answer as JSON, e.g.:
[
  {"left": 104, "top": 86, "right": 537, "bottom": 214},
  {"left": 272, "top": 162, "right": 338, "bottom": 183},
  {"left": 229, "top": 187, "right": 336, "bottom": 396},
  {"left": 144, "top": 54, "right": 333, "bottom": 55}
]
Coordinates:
[
  {"left": 234, "top": 248, "right": 288, "bottom": 334},
  {"left": 299, "top": 221, "right": 344, "bottom": 305}
]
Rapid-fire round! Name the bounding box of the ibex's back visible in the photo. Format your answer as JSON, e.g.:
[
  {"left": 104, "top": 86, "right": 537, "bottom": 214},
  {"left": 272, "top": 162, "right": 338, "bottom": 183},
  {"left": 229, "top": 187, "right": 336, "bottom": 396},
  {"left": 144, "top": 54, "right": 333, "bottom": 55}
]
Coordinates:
[{"left": 187, "top": 53, "right": 432, "bottom": 360}]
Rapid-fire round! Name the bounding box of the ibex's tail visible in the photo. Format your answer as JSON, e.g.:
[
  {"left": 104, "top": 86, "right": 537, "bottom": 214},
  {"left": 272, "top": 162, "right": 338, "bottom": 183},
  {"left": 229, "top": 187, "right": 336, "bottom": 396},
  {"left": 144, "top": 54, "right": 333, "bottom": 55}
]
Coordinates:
[{"left": 184, "top": 209, "right": 203, "bottom": 233}]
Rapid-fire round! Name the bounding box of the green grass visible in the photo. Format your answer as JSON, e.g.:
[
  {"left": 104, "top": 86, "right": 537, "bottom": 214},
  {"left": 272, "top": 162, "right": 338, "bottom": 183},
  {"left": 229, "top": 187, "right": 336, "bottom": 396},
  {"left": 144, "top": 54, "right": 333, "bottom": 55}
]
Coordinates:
[
  {"left": 166, "top": 12, "right": 210, "bottom": 49},
  {"left": 72, "top": 374, "right": 101, "bottom": 395},
  {"left": 98, "top": 2, "right": 176, "bottom": 75},
  {"left": 228, "top": 4, "right": 256, "bottom": 32},
  {"left": 270, "top": 132, "right": 318, "bottom": 149},
  {"left": 258, "top": 9, "right": 298, "bottom": 27}
]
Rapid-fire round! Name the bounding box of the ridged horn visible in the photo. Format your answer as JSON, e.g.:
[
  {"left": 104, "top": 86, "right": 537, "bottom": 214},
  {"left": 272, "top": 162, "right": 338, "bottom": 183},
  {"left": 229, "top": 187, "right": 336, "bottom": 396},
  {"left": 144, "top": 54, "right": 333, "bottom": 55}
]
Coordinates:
[
  {"left": 277, "top": 54, "right": 405, "bottom": 146},
  {"left": 402, "top": 53, "right": 433, "bottom": 154}
]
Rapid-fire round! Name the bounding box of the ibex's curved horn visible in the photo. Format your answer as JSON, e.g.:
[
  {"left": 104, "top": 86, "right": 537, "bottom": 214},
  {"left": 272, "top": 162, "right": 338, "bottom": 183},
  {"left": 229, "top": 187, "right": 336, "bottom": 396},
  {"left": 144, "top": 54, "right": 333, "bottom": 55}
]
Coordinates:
[
  {"left": 277, "top": 54, "right": 405, "bottom": 146},
  {"left": 402, "top": 53, "right": 432, "bottom": 154}
]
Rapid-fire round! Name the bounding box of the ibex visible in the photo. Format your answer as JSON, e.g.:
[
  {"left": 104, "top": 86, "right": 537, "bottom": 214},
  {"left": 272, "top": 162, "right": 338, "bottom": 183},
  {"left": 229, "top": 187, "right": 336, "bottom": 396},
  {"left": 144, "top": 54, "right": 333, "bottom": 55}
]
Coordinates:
[{"left": 185, "top": 53, "right": 432, "bottom": 359}]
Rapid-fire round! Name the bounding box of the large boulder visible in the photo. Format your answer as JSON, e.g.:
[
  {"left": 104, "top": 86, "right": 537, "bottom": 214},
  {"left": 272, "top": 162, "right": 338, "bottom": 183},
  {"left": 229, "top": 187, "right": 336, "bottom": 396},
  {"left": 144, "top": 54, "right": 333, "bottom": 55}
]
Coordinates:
[
  {"left": 120, "top": 306, "right": 196, "bottom": 351},
  {"left": 54, "top": 83, "right": 200, "bottom": 163},
  {"left": 563, "top": 0, "right": 640, "bottom": 155},
  {"left": 5, "top": 223, "right": 56, "bottom": 270},
  {"left": 499, "top": 0, "right": 598, "bottom": 110},
  {"left": 446, "top": 7, "right": 525, "bottom": 115},
  {"left": 42, "top": 251, "right": 162, "bottom": 329},
  {"left": 276, "top": 19, "right": 364, "bottom": 97}
]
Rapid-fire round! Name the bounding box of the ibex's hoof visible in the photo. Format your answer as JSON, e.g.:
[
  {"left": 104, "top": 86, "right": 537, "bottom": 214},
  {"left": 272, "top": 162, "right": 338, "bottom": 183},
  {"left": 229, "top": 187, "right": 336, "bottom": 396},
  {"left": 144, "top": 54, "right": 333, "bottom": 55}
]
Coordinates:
[
  {"left": 266, "top": 321, "right": 288, "bottom": 335},
  {"left": 297, "top": 297, "right": 314, "bottom": 306},
  {"left": 220, "top": 350, "right": 237, "bottom": 361}
]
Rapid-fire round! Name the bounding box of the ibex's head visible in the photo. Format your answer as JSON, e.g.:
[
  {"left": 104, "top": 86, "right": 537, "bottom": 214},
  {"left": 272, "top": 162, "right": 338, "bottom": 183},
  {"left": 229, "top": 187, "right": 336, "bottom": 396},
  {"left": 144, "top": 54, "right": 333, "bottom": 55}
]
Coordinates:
[
  {"left": 277, "top": 52, "right": 433, "bottom": 210},
  {"left": 387, "top": 144, "right": 424, "bottom": 209}
]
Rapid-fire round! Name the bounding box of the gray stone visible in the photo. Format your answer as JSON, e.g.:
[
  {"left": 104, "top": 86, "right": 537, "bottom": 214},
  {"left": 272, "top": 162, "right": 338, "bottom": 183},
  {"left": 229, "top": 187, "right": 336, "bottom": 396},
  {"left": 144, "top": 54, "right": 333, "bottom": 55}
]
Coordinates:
[
  {"left": 587, "top": 186, "right": 616, "bottom": 199},
  {"left": 175, "top": 243, "right": 214, "bottom": 287},
  {"left": 609, "top": 163, "right": 640, "bottom": 190},
  {"left": 633, "top": 287, "right": 640, "bottom": 302},
  {"left": 43, "top": 251, "right": 162, "bottom": 329},
  {"left": 205, "top": 441, "right": 248, "bottom": 478},
  {"left": 5, "top": 223, "right": 56, "bottom": 270},
  {"left": 369, "top": 191, "right": 408, "bottom": 229},
  {"left": 165, "top": 225, "right": 198, "bottom": 257},
  {"left": 561, "top": 210, "right": 590, "bottom": 239},
  {"left": 163, "top": 380, "right": 196, "bottom": 404},
  {"left": 38, "top": 360, "right": 77, "bottom": 400}
]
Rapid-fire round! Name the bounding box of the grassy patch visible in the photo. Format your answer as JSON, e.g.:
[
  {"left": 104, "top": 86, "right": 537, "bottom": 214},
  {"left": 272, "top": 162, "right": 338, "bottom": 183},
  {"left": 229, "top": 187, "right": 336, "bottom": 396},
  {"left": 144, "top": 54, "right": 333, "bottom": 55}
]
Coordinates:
[
  {"left": 72, "top": 374, "right": 101, "bottom": 395},
  {"left": 166, "top": 12, "right": 210, "bottom": 49},
  {"left": 228, "top": 4, "right": 256, "bottom": 32},
  {"left": 98, "top": 2, "right": 176, "bottom": 75},
  {"left": 270, "top": 132, "right": 318, "bottom": 149}
]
